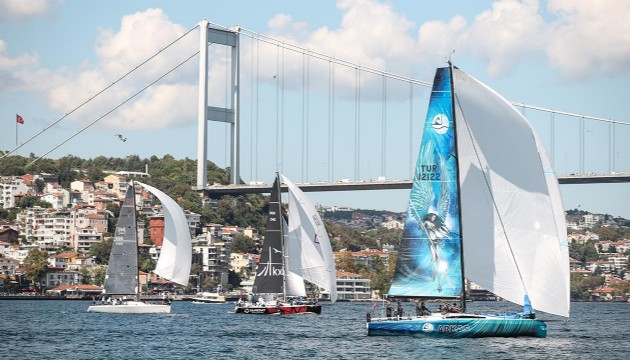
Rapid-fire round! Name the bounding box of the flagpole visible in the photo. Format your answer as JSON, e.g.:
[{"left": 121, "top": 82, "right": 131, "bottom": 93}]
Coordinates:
[{"left": 16, "top": 114, "right": 18, "bottom": 148}]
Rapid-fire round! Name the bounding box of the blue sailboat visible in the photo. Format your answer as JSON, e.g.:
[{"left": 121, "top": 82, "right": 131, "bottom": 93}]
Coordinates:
[{"left": 366, "top": 64, "right": 570, "bottom": 338}]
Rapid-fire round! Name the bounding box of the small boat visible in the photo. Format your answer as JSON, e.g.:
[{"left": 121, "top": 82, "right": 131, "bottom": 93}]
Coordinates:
[
  {"left": 235, "top": 173, "right": 337, "bottom": 315},
  {"left": 366, "top": 64, "right": 570, "bottom": 337},
  {"left": 191, "top": 286, "right": 241, "bottom": 304},
  {"left": 87, "top": 181, "right": 192, "bottom": 314}
]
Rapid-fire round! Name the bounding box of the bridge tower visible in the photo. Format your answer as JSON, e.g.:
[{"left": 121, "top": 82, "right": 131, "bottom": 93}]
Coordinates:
[{"left": 197, "top": 20, "right": 240, "bottom": 188}]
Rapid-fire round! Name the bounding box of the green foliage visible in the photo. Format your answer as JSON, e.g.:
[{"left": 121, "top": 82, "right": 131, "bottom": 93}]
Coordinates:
[
  {"left": 89, "top": 239, "right": 113, "bottom": 265},
  {"left": 569, "top": 240, "right": 600, "bottom": 263},
  {"left": 228, "top": 270, "right": 242, "bottom": 289},
  {"left": 570, "top": 272, "right": 605, "bottom": 300},
  {"left": 231, "top": 234, "right": 257, "bottom": 254},
  {"left": 16, "top": 196, "right": 52, "bottom": 209},
  {"left": 23, "top": 248, "right": 49, "bottom": 285},
  {"left": 139, "top": 253, "right": 156, "bottom": 273}
]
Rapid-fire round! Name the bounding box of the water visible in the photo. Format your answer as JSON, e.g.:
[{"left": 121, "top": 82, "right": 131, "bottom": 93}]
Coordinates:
[{"left": 2, "top": 300, "right": 628, "bottom": 359}]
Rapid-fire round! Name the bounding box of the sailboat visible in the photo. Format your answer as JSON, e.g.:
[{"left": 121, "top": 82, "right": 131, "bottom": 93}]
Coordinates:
[
  {"left": 234, "top": 173, "right": 337, "bottom": 315},
  {"left": 87, "top": 181, "right": 192, "bottom": 314},
  {"left": 366, "top": 64, "right": 570, "bottom": 337}
]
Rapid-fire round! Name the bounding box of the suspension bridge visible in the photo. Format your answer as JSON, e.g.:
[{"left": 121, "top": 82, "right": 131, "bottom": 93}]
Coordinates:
[{"left": 5, "top": 20, "right": 630, "bottom": 197}]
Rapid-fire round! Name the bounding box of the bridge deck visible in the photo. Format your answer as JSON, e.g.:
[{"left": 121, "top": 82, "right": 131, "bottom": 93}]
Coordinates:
[{"left": 201, "top": 174, "right": 630, "bottom": 197}]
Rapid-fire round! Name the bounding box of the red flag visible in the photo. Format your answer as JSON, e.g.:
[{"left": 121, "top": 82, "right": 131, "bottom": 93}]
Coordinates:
[{"left": 16, "top": 114, "right": 24, "bottom": 124}]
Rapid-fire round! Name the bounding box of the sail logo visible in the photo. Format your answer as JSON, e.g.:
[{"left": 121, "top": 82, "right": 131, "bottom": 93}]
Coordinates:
[
  {"left": 437, "top": 324, "right": 470, "bottom": 333},
  {"left": 257, "top": 264, "right": 284, "bottom": 277},
  {"left": 431, "top": 114, "right": 449, "bottom": 134},
  {"left": 422, "top": 323, "right": 435, "bottom": 333}
]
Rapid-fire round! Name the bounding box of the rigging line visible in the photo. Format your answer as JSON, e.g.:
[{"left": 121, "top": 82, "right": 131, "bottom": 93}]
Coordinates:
[
  {"left": 2, "top": 24, "right": 200, "bottom": 160},
  {"left": 453, "top": 91, "right": 530, "bottom": 295},
  {"left": 27, "top": 51, "right": 199, "bottom": 167}
]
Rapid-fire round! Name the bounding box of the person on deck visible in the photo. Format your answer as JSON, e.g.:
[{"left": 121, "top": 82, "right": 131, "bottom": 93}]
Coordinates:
[
  {"left": 385, "top": 300, "right": 393, "bottom": 318},
  {"left": 396, "top": 300, "right": 403, "bottom": 318},
  {"left": 450, "top": 302, "right": 460, "bottom": 313}
]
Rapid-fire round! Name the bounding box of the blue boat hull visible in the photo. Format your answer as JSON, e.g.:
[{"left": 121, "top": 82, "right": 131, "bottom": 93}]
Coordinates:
[{"left": 367, "top": 317, "right": 547, "bottom": 338}]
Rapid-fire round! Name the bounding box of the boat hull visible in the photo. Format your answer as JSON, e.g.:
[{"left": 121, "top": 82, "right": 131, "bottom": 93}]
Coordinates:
[
  {"left": 87, "top": 301, "right": 171, "bottom": 314},
  {"left": 367, "top": 315, "right": 547, "bottom": 338},
  {"left": 234, "top": 304, "right": 321, "bottom": 315}
]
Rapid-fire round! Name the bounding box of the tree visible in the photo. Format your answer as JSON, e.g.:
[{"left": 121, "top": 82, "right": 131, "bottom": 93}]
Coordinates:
[
  {"left": 335, "top": 252, "right": 358, "bottom": 273},
  {"left": 23, "top": 249, "right": 49, "bottom": 290},
  {"left": 89, "top": 239, "right": 113, "bottom": 265},
  {"left": 598, "top": 227, "right": 618, "bottom": 241},
  {"left": 231, "top": 234, "right": 257, "bottom": 254},
  {"left": 227, "top": 270, "right": 242, "bottom": 289},
  {"left": 139, "top": 253, "right": 156, "bottom": 273}
]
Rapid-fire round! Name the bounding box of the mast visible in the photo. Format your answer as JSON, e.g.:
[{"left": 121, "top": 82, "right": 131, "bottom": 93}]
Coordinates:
[
  {"left": 279, "top": 173, "right": 287, "bottom": 302},
  {"left": 447, "top": 62, "right": 467, "bottom": 313}
]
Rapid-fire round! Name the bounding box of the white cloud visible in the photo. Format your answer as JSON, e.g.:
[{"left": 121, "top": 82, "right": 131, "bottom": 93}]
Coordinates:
[
  {"left": 45, "top": 8, "right": 201, "bottom": 130},
  {"left": 546, "top": 0, "right": 630, "bottom": 79},
  {"left": 465, "top": 0, "right": 545, "bottom": 77},
  {"left": 0, "top": 0, "right": 52, "bottom": 20}
]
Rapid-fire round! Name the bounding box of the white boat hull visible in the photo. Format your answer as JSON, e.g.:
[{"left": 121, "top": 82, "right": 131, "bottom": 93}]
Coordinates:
[{"left": 87, "top": 301, "right": 171, "bottom": 314}]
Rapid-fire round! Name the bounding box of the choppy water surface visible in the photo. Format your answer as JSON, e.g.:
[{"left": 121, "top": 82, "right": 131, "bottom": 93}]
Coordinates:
[{"left": 1, "top": 300, "right": 628, "bottom": 359}]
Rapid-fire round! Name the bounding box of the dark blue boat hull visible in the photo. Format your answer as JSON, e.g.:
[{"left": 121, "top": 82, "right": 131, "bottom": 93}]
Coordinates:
[{"left": 367, "top": 317, "right": 547, "bottom": 338}]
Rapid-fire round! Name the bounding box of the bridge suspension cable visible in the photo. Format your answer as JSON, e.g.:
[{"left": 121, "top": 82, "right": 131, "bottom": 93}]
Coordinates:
[
  {"left": 2, "top": 24, "right": 201, "bottom": 160},
  {"left": 28, "top": 51, "right": 200, "bottom": 166}
]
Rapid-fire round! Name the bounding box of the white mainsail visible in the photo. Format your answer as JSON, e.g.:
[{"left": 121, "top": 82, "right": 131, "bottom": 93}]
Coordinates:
[
  {"left": 453, "top": 68, "right": 570, "bottom": 318},
  {"left": 281, "top": 174, "right": 338, "bottom": 303},
  {"left": 137, "top": 181, "right": 192, "bottom": 286}
]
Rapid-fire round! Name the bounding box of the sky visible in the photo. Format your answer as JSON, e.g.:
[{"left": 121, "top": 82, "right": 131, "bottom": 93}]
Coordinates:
[{"left": 1, "top": 0, "right": 630, "bottom": 217}]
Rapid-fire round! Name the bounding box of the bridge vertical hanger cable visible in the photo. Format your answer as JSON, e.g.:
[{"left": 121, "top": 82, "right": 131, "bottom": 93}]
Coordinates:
[
  {"left": 225, "top": 41, "right": 229, "bottom": 168},
  {"left": 550, "top": 112, "right": 555, "bottom": 167},
  {"left": 249, "top": 36, "right": 254, "bottom": 181},
  {"left": 579, "top": 118, "right": 584, "bottom": 175},
  {"left": 255, "top": 39, "right": 260, "bottom": 181},
  {"left": 330, "top": 60, "right": 332, "bottom": 182},
  {"left": 306, "top": 50, "right": 310, "bottom": 181},
  {"left": 409, "top": 82, "right": 413, "bottom": 180},
  {"left": 608, "top": 121, "right": 612, "bottom": 173},
  {"left": 301, "top": 51, "right": 306, "bottom": 182},
  {"left": 331, "top": 59, "right": 336, "bottom": 183},
  {"left": 280, "top": 44, "right": 285, "bottom": 175},
  {"left": 275, "top": 43, "right": 280, "bottom": 173},
  {"left": 381, "top": 75, "right": 386, "bottom": 178},
  {"left": 354, "top": 68, "right": 359, "bottom": 180}
]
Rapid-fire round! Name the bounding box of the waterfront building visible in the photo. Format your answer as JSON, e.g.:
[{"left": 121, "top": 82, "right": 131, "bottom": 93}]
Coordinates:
[{"left": 335, "top": 271, "right": 372, "bottom": 301}]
